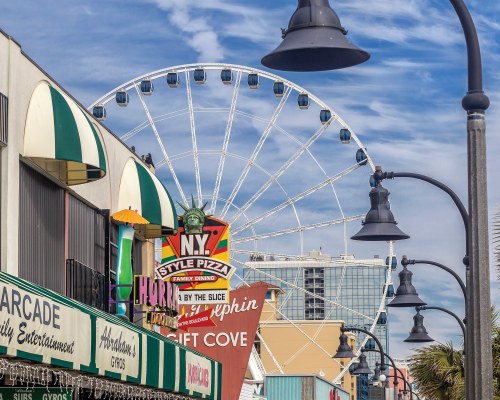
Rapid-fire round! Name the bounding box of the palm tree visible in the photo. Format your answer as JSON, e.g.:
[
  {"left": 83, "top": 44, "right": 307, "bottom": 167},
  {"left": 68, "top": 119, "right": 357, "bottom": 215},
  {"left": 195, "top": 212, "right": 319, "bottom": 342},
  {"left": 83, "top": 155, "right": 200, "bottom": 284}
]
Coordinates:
[
  {"left": 492, "top": 206, "right": 500, "bottom": 396},
  {"left": 494, "top": 207, "right": 500, "bottom": 281},
  {"left": 408, "top": 342, "right": 464, "bottom": 400},
  {"left": 408, "top": 308, "right": 500, "bottom": 400},
  {"left": 493, "top": 307, "right": 500, "bottom": 398}
]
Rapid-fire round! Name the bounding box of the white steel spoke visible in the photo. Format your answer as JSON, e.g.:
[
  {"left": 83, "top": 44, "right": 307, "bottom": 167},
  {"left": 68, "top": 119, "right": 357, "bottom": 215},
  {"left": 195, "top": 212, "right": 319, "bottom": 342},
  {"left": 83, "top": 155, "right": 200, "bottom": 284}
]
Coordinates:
[
  {"left": 255, "top": 330, "right": 284, "bottom": 374},
  {"left": 250, "top": 344, "right": 267, "bottom": 378},
  {"left": 219, "top": 86, "right": 292, "bottom": 219},
  {"left": 228, "top": 118, "right": 335, "bottom": 225},
  {"left": 231, "top": 164, "right": 360, "bottom": 236},
  {"left": 121, "top": 108, "right": 190, "bottom": 142},
  {"left": 232, "top": 258, "right": 373, "bottom": 322},
  {"left": 211, "top": 71, "right": 242, "bottom": 214},
  {"left": 232, "top": 215, "right": 364, "bottom": 244},
  {"left": 185, "top": 70, "right": 202, "bottom": 206},
  {"left": 133, "top": 84, "right": 187, "bottom": 205}
]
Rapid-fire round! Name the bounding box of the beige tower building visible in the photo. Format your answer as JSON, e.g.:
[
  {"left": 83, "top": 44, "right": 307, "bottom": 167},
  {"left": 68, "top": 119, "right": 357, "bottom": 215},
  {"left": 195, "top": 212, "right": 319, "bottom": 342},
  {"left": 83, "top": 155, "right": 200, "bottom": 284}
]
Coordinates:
[{"left": 256, "top": 286, "right": 357, "bottom": 398}]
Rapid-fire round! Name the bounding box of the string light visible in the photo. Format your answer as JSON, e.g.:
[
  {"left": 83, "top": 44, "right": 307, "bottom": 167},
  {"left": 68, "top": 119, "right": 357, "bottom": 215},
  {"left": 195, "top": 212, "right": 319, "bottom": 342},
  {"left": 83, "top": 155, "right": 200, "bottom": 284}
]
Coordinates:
[{"left": 0, "top": 359, "right": 194, "bottom": 400}]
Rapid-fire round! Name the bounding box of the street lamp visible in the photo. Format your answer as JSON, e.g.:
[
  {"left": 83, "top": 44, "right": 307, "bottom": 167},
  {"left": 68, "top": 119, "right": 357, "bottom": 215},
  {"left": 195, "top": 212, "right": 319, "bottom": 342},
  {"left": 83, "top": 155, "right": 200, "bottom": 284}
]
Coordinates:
[
  {"left": 350, "top": 180, "right": 410, "bottom": 242},
  {"left": 366, "top": 348, "right": 416, "bottom": 400},
  {"left": 260, "top": 0, "right": 369, "bottom": 71},
  {"left": 403, "top": 308, "right": 434, "bottom": 343},
  {"left": 399, "top": 256, "right": 467, "bottom": 302},
  {"left": 406, "top": 305, "right": 466, "bottom": 341},
  {"left": 262, "top": 1, "right": 492, "bottom": 397},
  {"left": 333, "top": 326, "right": 386, "bottom": 380},
  {"left": 351, "top": 349, "right": 373, "bottom": 375},
  {"left": 386, "top": 261, "right": 426, "bottom": 308}
]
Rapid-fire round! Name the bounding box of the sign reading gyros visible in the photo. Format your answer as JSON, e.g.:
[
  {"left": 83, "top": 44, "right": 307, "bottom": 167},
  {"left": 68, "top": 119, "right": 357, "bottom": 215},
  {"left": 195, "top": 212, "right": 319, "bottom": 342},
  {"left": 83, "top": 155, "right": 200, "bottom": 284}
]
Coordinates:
[
  {"left": 96, "top": 318, "right": 139, "bottom": 378},
  {"left": 0, "top": 281, "right": 91, "bottom": 366},
  {"left": 157, "top": 199, "right": 235, "bottom": 305}
]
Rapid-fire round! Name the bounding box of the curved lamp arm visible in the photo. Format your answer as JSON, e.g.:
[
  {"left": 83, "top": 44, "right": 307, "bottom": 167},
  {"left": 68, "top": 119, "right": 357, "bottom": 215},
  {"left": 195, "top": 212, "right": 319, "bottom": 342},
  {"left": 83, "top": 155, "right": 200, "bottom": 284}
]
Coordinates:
[
  {"left": 343, "top": 326, "right": 385, "bottom": 373},
  {"left": 416, "top": 305, "right": 466, "bottom": 338},
  {"left": 373, "top": 167, "right": 469, "bottom": 264},
  {"left": 368, "top": 348, "right": 413, "bottom": 399},
  {"left": 402, "top": 256, "right": 467, "bottom": 300}
]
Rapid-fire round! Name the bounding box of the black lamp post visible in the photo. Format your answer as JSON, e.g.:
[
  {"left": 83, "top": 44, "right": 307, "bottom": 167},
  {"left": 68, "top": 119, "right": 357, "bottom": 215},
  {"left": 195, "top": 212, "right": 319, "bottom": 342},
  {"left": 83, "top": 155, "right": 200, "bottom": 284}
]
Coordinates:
[{"left": 262, "top": 1, "right": 492, "bottom": 397}]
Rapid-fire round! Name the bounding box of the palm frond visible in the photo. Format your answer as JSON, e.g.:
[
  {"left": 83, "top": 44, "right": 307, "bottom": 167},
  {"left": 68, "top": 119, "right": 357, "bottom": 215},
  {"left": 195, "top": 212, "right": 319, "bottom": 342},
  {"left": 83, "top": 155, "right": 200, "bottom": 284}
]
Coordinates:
[{"left": 493, "top": 205, "right": 500, "bottom": 282}]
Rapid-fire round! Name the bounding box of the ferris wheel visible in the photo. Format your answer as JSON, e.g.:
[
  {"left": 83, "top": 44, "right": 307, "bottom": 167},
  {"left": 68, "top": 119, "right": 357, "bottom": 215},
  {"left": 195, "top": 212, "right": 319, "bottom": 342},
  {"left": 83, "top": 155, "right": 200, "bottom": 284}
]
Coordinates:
[{"left": 89, "top": 63, "right": 393, "bottom": 383}]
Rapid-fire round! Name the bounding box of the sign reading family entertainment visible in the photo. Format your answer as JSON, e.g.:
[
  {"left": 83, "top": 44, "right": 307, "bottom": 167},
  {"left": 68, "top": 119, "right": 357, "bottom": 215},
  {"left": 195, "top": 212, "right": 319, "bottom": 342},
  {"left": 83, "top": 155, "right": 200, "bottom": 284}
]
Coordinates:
[
  {"left": 156, "top": 198, "right": 236, "bottom": 305},
  {"left": 0, "top": 281, "right": 91, "bottom": 366}
]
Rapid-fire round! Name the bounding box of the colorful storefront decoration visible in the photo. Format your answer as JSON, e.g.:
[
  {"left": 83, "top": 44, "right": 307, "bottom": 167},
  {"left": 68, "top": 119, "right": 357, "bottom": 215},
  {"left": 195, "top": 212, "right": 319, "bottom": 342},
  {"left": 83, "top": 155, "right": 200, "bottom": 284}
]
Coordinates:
[
  {"left": 114, "top": 224, "right": 135, "bottom": 318},
  {"left": 23, "top": 81, "right": 107, "bottom": 185},
  {"left": 111, "top": 208, "right": 152, "bottom": 319},
  {"left": 0, "top": 271, "right": 222, "bottom": 399},
  {"left": 134, "top": 275, "right": 180, "bottom": 330},
  {"left": 157, "top": 198, "right": 235, "bottom": 305},
  {"left": 164, "top": 282, "right": 268, "bottom": 400},
  {"left": 116, "top": 158, "right": 178, "bottom": 238}
]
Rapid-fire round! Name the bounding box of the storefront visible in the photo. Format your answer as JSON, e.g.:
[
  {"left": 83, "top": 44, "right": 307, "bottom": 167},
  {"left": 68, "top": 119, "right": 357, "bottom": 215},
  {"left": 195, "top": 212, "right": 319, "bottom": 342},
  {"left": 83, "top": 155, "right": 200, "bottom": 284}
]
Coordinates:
[
  {"left": 0, "top": 271, "right": 222, "bottom": 399},
  {"left": 0, "top": 28, "right": 221, "bottom": 399}
]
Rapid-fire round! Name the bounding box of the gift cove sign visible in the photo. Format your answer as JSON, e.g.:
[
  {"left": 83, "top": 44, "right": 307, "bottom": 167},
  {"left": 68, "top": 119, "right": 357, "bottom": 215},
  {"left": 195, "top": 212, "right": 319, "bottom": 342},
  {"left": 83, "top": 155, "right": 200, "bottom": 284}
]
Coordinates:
[
  {"left": 156, "top": 201, "right": 236, "bottom": 305},
  {"left": 0, "top": 281, "right": 91, "bottom": 366},
  {"left": 163, "top": 283, "right": 268, "bottom": 400}
]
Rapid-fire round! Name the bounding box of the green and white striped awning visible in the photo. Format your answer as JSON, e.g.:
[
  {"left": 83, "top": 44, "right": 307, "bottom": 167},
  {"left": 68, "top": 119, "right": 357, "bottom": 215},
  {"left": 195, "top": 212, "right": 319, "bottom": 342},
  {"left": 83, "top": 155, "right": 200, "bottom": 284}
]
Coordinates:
[
  {"left": 24, "top": 81, "right": 106, "bottom": 185},
  {"left": 117, "top": 158, "right": 178, "bottom": 238}
]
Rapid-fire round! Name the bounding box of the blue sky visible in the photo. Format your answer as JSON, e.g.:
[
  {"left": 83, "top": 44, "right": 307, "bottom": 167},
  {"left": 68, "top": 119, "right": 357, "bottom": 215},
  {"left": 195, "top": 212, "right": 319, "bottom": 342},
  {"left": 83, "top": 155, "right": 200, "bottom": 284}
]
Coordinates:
[{"left": 1, "top": 0, "right": 499, "bottom": 361}]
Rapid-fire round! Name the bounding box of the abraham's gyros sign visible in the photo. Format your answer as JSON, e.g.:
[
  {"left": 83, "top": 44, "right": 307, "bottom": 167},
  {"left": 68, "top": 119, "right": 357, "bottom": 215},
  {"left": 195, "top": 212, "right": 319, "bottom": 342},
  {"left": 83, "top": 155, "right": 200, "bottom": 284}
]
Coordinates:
[
  {"left": 157, "top": 199, "right": 235, "bottom": 305},
  {"left": 0, "top": 281, "right": 91, "bottom": 366}
]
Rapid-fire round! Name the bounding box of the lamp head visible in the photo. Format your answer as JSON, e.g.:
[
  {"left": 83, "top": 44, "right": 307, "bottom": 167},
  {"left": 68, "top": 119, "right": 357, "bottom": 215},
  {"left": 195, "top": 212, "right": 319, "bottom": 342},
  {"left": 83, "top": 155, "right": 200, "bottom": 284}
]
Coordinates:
[
  {"left": 351, "top": 183, "right": 410, "bottom": 241},
  {"left": 388, "top": 265, "right": 427, "bottom": 307},
  {"left": 348, "top": 362, "right": 359, "bottom": 375},
  {"left": 333, "top": 331, "right": 356, "bottom": 358},
  {"left": 371, "top": 362, "right": 381, "bottom": 382},
  {"left": 261, "top": 0, "right": 370, "bottom": 71},
  {"left": 404, "top": 309, "right": 434, "bottom": 342},
  {"left": 352, "top": 352, "right": 372, "bottom": 375}
]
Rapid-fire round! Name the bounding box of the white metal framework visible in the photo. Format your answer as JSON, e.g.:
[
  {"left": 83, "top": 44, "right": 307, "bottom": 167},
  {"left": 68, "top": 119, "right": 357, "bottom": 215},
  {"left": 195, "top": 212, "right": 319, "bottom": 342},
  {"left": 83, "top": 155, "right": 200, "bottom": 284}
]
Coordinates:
[{"left": 90, "top": 63, "right": 391, "bottom": 384}]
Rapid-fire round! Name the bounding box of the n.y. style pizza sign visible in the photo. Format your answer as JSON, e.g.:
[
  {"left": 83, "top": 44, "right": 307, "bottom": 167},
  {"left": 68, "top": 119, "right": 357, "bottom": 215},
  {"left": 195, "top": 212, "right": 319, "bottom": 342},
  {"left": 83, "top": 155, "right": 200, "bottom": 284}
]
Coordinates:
[{"left": 156, "top": 201, "right": 235, "bottom": 305}]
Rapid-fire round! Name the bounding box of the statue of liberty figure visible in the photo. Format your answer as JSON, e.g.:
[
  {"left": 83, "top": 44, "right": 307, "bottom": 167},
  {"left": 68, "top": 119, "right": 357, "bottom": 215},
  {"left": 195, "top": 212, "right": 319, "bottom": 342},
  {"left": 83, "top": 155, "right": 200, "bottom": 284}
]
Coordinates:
[{"left": 177, "top": 196, "right": 210, "bottom": 235}]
